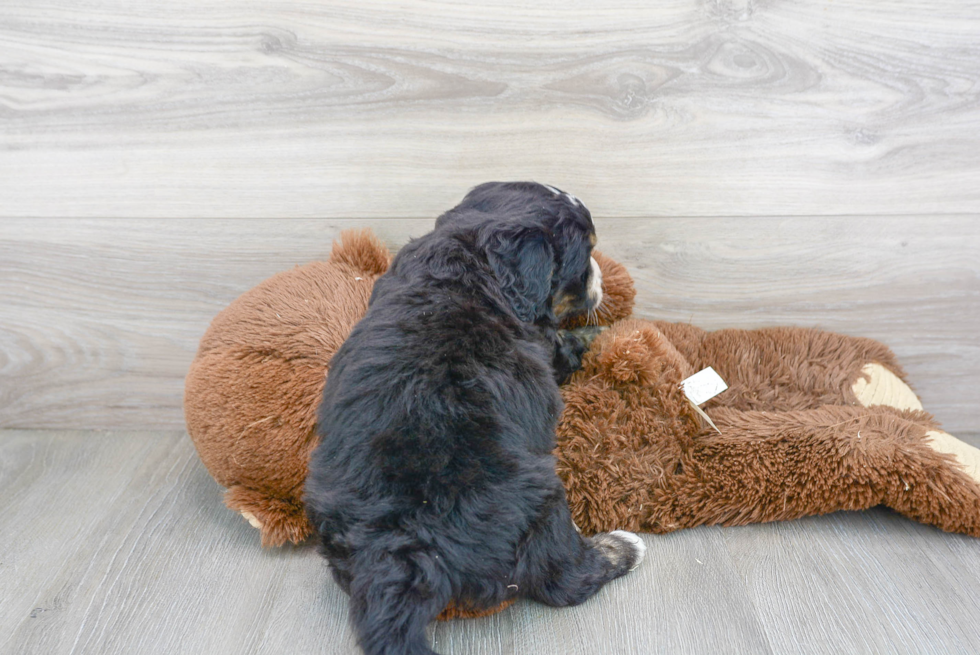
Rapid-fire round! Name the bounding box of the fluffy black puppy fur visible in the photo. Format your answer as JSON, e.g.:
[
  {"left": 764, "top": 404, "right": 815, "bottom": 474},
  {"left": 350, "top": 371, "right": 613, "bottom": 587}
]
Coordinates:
[{"left": 305, "top": 182, "right": 645, "bottom": 655}]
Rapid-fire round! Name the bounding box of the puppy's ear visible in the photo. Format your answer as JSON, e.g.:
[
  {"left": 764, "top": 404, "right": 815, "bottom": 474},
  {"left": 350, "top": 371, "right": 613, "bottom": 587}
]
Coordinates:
[{"left": 484, "top": 226, "right": 554, "bottom": 322}]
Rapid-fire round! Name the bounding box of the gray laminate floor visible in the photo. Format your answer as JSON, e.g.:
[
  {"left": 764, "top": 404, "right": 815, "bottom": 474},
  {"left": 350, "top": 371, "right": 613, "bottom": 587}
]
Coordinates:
[{"left": 3, "top": 429, "right": 980, "bottom": 655}]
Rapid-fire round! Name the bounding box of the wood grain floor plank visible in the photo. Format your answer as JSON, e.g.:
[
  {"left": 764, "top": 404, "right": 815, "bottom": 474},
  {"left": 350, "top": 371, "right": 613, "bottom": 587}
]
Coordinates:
[
  {"left": 4, "top": 430, "right": 980, "bottom": 654},
  {"left": 0, "top": 431, "right": 167, "bottom": 652},
  {"left": 0, "top": 430, "right": 361, "bottom": 655},
  {"left": 507, "top": 526, "right": 773, "bottom": 654},
  {"left": 3, "top": 217, "right": 977, "bottom": 433},
  {"left": 721, "top": 432, "right": 980, "bottom": 654},
  {"left": 723, "top": 509, "right": 980, "bottom": 654},
  {"left": 1, "top": 1, "right": 978, "bottom": 218}
]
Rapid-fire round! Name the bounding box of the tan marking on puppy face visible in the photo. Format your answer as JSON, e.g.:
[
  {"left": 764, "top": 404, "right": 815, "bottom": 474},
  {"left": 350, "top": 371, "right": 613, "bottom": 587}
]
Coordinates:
[
  {"left": 553, "top": 257, "right": 603, "bottom": 318},
  {"left": 553, "top": 292, "right": 575, "bottom": 317},
  {"left": 589, "top": 233, "right": 598, "bottom": 247}
]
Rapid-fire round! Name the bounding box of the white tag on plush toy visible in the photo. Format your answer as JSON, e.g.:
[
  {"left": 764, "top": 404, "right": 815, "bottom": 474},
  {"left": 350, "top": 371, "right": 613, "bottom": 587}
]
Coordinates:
[
  {"left": 681, "top": 367, "right": 728, "bottom": 433},
  {"left": 682, "top": 367, "right": 728, "bottom": 405}
]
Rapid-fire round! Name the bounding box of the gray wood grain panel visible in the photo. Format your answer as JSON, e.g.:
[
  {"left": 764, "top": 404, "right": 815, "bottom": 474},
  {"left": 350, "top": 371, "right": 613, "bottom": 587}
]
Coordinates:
[
  {"left": 3, "top": 430, "right": 980, "bottom": 655},
  {"left": 0, "top": 430, "right": 360, "bottom": 655},
  {"left": 504, "top": 526, "right": 773, "bottom": 654},
  {"left": 1, "top": 1, "right": 979, "bottom": 218},
  {"left": 723, "top": 510, "right": 980, "bottom": 654},
  {"left": 0, "top": 218, "right": 431, "bottom": 430},
  {"left": 2, "top": 217, "right": 978, "bottom": 433}
]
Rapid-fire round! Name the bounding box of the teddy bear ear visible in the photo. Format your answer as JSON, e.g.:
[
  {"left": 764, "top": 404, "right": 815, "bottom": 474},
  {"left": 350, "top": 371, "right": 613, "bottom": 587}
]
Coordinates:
[
  {"left": 581, "top": 320, "right": 693, "bottom": 386},
  {"left": 560, "top": 250, "right": 636, "bottom": 329}
]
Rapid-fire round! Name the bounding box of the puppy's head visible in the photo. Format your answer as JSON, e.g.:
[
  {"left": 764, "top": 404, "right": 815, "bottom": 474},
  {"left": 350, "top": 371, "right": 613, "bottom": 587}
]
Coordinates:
[{"left": 449, "top": 182, "right": 601, "bottom": 323}]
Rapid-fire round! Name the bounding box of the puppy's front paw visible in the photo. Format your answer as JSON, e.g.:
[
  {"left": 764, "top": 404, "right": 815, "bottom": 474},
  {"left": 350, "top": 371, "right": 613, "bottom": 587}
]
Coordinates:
[
  {"left": 554, "top": 330, "right": 586, "bottom": 384},
  {"left": 554, "top": 326, "right": 612, "bottom": 384},
  {"left": 590, "top": 530, "right": 646, "bottom": 574},
  {"left": 566, "top": 325, "right": 608, "bottom": 349}
]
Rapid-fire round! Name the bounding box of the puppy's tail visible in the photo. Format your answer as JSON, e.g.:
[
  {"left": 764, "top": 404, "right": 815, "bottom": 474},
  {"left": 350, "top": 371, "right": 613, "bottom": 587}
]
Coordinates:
[{"left": 348, "top": 545, "right": 452, "bottom": 655}]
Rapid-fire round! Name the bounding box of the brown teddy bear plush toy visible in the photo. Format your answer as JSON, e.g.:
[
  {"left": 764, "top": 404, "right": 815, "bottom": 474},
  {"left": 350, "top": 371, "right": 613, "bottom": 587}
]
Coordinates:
[
  {"left": 557, "top": 319, "right": 980, "bottom": 538},
  {"left": 184, "top": 228, "right": 980, "bottom": 619}
]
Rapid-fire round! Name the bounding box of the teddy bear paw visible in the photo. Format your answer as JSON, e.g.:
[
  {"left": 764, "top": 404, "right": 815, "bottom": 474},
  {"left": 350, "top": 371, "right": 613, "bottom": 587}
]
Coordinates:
[
  {"left": 924, "top": 430, "right": 980, "bottom": 485},
  {"left": 852, "top": 363, "right": 923, "bottom": 411},
  {"left": 240, "top": 510, "right": 264, "bottom": 530}
]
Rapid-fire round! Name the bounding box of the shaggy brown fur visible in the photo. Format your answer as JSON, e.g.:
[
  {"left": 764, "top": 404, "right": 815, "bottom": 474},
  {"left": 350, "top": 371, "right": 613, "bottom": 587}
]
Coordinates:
[
  {"left": 185, "top": 229, "right": 389, "bottom": 547},
  {"left": 557, "top": 320, "right": 980, "bottom": 538},
  {"left": 184, "top": 228, "right": 980, "bottom": 621}
]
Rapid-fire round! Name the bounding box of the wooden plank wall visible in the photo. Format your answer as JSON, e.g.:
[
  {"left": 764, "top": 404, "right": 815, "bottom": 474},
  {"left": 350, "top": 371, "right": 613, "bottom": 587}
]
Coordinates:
[
  {"left": 3, "top": 217, "right": 978, "bottom": 433},
  {"left": 2, "top": 1, "right": 979, "bottom": 433}
]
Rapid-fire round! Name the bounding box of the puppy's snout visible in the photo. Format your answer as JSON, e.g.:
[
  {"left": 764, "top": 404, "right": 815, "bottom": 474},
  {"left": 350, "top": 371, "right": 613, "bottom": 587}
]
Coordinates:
[{"left": 588, "top": 257, "right": 603, "bottom": 307}]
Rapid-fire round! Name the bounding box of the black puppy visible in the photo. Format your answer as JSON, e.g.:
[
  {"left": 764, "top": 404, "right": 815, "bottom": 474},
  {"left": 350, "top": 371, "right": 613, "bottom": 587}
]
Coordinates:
[{"left": 305, "top": 182, "right": 645, "bottom": 655}]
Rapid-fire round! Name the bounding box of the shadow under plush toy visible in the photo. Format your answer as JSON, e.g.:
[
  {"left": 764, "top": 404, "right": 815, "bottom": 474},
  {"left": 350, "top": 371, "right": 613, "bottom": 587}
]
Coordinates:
[{"left": 185, "top": 227, "right": 980, "bottom": 619}]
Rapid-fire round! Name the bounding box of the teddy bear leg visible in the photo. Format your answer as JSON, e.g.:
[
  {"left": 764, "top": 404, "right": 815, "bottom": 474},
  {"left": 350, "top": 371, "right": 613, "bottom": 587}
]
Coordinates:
[
  {"left": 881, "top": 421, "right": 980, "bottom": 537},
  {"left": 669, "top": 406, "right": 980, "bottom": 538},
  {"left": 850, "top": 364, "right": 980, "bottom": 484},
  {"left": 240, "top": 510, "right": 264, "bottom": 530},
  {"left": 666, "top": 407, "right": 889, "bottom": 531},
  {"left": 826, "top": 406, "right": 980, "bottom": 537},
  {"left": 223, "top": 485, "right": 313, "bottom": 547}
]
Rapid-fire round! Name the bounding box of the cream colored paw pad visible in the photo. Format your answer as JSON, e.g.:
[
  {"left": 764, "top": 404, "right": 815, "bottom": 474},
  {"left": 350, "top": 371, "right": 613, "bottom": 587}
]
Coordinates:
[
  {"left": 925, "top": 431, "right": 980, "bottom": 485},
  {"left": 241, "top": 511, "right": 264, "bottom": 529},
  {"left": 852, "top": 363, "right": 923, "bottom": 411}
]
